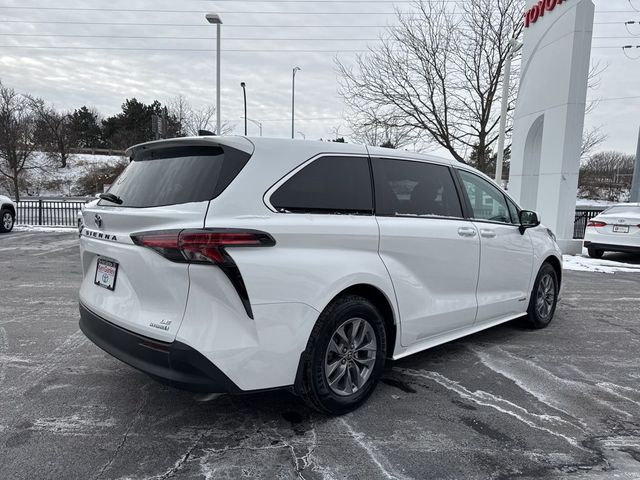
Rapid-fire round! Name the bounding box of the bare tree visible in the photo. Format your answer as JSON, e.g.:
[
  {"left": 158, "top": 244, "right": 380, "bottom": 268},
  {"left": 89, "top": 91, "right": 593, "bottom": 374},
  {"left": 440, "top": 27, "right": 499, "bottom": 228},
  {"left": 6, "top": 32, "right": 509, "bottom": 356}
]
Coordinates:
[
  {"left": 338, "top": 0, "right": 524, "bottom": 173},
  {"left": 579, "top": 151, "right": 635, "bottom": 201},
  {"left": 168, "top": 95, "right": 234, "bottom": 137},
  {"left": 0, "top": 81, "right": 41, "bottom": 201},
  {"left": 349, "top": 106, "right": 416, "bottom": 149},
  {"left": 581, "top": 126, "right": 608, "bottom": 160},
  {"left": 29, "top": 98, "right": 73, "bottom": 168}
]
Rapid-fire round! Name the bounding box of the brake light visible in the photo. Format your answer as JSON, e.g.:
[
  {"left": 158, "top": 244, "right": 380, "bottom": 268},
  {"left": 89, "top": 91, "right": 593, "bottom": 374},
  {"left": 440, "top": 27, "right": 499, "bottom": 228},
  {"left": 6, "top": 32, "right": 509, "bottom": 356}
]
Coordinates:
[
  {"left": 131, "top": 229, "right": 275, "bottom": 264},
  {"left": 130, "top": 229, "right": 275, "bottom": 320},
  {"left": 587, "top": 221, "right": 607, "bottom": 228}
]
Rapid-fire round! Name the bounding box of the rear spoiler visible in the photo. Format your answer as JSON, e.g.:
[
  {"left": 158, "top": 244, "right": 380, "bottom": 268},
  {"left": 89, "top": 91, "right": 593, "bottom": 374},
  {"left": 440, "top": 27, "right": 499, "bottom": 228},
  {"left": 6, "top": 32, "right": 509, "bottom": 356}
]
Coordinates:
[{"left": 125, "top": 136, "right": 255, "bottom": 159}]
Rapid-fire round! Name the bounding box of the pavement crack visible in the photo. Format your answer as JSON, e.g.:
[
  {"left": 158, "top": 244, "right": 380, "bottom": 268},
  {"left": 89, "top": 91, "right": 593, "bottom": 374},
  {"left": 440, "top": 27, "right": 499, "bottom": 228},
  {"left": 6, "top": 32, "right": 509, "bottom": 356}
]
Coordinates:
[{"left": 93, "top": 384, "right": 150, "bottom": 480}]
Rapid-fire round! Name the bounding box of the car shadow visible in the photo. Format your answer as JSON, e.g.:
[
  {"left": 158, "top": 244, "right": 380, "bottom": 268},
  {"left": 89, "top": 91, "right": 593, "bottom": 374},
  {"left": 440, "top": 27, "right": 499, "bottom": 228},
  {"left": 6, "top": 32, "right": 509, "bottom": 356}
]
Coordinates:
[{"left": 602, "top": 252, "right": 640, "bottom": 265}]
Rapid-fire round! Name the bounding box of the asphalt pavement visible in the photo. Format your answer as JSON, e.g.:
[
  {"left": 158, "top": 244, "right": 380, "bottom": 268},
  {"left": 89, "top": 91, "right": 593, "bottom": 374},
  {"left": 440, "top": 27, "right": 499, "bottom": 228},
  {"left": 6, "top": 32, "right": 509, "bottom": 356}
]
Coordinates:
[{"left": 1, "top": 230, "right": 639, "bottom": 480}]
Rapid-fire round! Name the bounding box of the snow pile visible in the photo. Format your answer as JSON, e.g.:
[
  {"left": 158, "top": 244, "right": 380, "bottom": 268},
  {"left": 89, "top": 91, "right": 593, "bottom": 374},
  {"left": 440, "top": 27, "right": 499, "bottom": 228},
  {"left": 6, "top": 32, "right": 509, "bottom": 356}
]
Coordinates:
[{"left": 563, "top": 255, "right": 640, "bottom": 274}]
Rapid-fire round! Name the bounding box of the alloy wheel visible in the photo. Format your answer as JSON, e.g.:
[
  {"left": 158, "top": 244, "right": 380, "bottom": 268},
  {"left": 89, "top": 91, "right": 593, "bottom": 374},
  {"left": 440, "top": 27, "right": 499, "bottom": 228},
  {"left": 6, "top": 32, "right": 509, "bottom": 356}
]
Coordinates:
[
  {"left": 2, "top": 212, "right": 13, "bottom": 230},
  {"left": 324, "top": 317, "right": 377, "bottom": 396},
  {"left": 535, "top": 274, "right": 555, "bottom": 319}
]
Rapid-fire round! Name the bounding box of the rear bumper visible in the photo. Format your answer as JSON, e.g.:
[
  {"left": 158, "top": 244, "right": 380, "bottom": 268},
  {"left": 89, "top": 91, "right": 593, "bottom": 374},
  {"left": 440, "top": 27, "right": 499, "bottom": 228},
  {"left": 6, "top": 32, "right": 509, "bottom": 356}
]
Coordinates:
[
  {"left": 583, "top": 241, "right": 640, "bottom": 255},
  {"left": 79, "top": 303, "right": 241, "bottom": 393}
]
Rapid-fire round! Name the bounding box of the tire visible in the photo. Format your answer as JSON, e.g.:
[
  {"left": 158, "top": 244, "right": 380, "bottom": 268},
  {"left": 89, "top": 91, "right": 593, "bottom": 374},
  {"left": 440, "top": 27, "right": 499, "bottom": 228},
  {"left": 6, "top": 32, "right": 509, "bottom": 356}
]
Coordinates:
[
  {"left": 526, "top": 263, "right": 559, "bottom": 329},
  {"left": 0, "top": 208, "right": 14, "bottom": 233},
  {"left": 588, "top": 248, "right": 604, "bottom": 259},
  {"left": 296, "top": 295, "right": 387, "bottom": 415}
]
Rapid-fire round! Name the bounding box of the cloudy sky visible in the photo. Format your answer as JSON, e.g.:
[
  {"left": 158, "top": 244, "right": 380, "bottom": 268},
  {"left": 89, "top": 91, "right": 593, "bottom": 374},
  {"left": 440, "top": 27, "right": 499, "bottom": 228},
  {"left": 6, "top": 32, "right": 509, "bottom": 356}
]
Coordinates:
[{"left": 0, "top": 0, "right": 639, "bottom": 156}]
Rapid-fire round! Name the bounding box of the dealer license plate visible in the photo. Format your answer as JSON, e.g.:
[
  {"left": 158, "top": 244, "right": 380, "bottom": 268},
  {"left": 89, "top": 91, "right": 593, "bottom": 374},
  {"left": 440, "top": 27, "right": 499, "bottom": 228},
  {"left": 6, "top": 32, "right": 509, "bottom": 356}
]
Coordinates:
[
  {"left": 613, "top": 225, "right": 629, "bottom": 233},
  {"left": 94, "top": 258, "right": 118, "bottom": 291}
]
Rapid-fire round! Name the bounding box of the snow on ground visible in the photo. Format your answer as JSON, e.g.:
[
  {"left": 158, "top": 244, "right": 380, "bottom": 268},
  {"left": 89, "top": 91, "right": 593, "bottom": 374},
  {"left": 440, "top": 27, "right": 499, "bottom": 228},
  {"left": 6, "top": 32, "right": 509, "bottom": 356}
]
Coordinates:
[
  {"left": 23, "top": 152, "right": 125, "bottom": 197},
  {"left": 575, "top": 199, "right": 617, "bottom": 208},
  {"left": 563, "top": 254, "right": 640, "bottom": 274},
  {"left": 14, "top": 225, "right": 77, "bottom": 233}
]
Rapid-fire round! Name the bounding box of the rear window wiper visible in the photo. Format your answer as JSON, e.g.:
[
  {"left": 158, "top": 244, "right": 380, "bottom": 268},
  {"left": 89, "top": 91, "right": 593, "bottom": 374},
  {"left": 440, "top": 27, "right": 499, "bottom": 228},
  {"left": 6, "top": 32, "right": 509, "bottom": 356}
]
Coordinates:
[{"left": 99, "top": 192, "right": 123, "bottom": 205}]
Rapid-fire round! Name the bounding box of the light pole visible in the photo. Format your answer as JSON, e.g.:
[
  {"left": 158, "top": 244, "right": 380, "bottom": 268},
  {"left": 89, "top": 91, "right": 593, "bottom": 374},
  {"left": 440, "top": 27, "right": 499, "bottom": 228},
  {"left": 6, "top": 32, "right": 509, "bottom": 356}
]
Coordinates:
[
  {"left": 240, "top": 82, "right": 247, "bottom": 135},
  {"left": 244, "top": 117, "right": 263, "bottom": 136},
  {"left": 495, "top": 38, "right": 522, "bottom": 185},
  {"left": 205, "top": 13, "right": 223, "bottom": 135},
  {"left": 291, "top": 66, "right": 301, "bottom": 139}
]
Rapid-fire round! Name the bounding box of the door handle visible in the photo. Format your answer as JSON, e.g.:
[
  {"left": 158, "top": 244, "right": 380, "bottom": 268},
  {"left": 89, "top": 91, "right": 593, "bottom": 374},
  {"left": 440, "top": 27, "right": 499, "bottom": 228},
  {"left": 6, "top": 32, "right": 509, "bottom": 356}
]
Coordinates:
[
  {"left": 480, "top": 229, "right": 497, "bottom": 239},
  {"left": 458, "top": 227, "right": 477, "bottom": 238}
]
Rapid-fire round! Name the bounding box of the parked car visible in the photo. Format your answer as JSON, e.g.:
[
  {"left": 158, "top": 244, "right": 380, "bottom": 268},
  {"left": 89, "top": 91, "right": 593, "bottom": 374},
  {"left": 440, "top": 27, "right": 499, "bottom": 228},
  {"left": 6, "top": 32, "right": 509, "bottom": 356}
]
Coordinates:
[
  {"left": 0, "top": 194, "right": 16, "bottom": 233},
  {"left": 78, "top": 137, "right": 562, "bottom": 414},
  {"left": 583, "top": 203, "right": 640, "bottom": 258}
]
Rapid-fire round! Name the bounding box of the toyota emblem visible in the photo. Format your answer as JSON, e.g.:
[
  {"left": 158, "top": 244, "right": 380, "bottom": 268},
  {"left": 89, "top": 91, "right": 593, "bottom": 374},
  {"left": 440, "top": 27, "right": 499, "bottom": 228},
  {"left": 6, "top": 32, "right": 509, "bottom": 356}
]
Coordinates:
[{"left": 94, "top": 214, "right": 103, "bottom": 228}]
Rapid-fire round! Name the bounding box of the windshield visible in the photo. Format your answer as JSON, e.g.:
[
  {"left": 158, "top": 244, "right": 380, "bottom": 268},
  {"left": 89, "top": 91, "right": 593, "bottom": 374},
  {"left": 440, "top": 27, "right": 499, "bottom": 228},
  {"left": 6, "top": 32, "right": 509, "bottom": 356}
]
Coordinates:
[{"left": 101, "top": 145, "right": 250, "bottom": 208}]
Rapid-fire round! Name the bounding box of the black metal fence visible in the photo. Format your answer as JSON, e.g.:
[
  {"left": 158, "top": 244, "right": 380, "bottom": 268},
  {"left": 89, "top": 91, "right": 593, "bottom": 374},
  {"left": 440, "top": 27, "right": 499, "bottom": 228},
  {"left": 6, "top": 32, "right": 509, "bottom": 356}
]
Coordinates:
[
  {"left": 16, "top": 198, "right": 93, "bottom": 227},
  {"left": 574, "top": 207, "right": 606, "bottom": 239}
]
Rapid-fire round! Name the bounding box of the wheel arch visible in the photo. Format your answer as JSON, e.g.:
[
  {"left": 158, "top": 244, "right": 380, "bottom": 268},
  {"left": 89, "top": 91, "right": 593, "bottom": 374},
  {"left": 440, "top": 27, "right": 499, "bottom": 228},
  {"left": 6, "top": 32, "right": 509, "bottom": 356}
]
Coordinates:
[
  {"left": 2, "top": 203, "right": 15, "bottom": 217},
  {"left": 325, "top": 283, "right": 398, "bottom": 358},
  {"left": 543, "top": 255, "right": 562, "bottom": 290}
]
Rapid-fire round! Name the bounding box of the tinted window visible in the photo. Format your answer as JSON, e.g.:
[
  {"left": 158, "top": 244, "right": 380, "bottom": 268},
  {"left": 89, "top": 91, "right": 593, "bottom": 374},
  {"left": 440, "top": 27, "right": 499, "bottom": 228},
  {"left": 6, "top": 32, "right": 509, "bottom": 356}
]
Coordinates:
[
  {"left": 372, "top": 158, "right": 463, "bottom": 218},
  {"left": 458, "top": 170, "right": 510, "bottom": 223},
  {"left": 271, "top": 156, "right": 373, "bottom": 214},
  {"left": 103, "top": 146, "right": 250, "bottom": 208}
]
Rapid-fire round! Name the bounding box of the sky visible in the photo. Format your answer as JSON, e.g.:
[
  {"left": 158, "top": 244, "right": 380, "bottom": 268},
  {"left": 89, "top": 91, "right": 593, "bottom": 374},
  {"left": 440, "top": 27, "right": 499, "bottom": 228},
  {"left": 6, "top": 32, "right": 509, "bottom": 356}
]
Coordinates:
[{"left": 0, "top": 0, "right": 639, "bottom": 157}]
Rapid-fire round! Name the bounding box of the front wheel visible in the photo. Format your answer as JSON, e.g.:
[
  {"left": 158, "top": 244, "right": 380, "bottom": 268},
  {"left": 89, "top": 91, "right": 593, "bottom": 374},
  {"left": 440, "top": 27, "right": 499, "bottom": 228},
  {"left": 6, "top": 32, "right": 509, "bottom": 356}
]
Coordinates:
[
  {"left": 296, "top": 295, "right": 387, "bottom": 415},
  {"left": 526, "top": 263, "right": 559, "bottom": 329},
  {"left": 0, "top": 208, "right": 14, "bottom": 233}
]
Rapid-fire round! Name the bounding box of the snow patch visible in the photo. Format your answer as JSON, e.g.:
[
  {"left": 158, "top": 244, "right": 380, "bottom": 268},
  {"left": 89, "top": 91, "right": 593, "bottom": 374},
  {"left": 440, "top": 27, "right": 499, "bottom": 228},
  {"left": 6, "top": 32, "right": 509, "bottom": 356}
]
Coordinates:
[
  {"left": 14, "top": 225, "right": 77, "bottom": 233},
  {"left": 562, "top": 255, "right": 640, "bottom": 274}
]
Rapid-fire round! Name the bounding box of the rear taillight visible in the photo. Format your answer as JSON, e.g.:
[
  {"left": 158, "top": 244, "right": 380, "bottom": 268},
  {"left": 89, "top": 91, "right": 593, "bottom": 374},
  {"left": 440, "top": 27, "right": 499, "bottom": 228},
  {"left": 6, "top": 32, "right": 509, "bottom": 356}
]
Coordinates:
[
  {"left": 131, "top": 229, "right": 275, "bottom": 264},
  {"left": 130, "top": 229, "right": 275, "bottom": 319},
  {"left": 587, "top": 221, "right": 607, "bottom": 228}
]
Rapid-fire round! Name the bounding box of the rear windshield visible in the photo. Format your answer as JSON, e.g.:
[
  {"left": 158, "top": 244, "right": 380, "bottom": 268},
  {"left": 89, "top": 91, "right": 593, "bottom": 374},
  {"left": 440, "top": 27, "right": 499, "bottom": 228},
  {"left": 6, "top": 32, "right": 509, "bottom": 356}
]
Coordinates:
[{"left": 101, "top": 145, "right": 251, "bottom": 208}]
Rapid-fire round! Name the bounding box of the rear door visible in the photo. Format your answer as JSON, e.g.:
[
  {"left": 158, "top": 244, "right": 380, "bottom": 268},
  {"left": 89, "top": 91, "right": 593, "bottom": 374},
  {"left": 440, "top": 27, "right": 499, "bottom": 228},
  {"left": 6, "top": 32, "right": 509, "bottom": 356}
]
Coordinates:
[
  {"left": 373, "top": 158, "right": 480, "bottom": 346},
  {"left": 79, "top": 141, "right": 252, "bottom": 342},
  {"left": 456, "top": 169, "right": 534, "bottom": 323}
]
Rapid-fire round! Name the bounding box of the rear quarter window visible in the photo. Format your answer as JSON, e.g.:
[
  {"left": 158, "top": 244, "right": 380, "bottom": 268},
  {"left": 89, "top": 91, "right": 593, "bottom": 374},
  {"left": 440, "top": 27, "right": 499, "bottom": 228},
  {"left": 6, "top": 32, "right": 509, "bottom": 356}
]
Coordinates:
[
  {"left": 270, "top": 156, "right": 373, "bottom": 214},
  {"left": 102, "top": 145, "right": 250, "bottom": 208}
]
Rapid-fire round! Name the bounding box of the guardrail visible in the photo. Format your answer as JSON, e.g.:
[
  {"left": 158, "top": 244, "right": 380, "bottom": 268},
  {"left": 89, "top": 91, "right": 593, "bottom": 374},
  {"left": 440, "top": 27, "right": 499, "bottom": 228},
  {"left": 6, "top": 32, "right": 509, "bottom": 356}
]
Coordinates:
[
  {"left": 16, "top": 198, "right": 94, "bottom": 227},
  {"left": 574, "top": 207, "right": 606, "bottom": 239}
]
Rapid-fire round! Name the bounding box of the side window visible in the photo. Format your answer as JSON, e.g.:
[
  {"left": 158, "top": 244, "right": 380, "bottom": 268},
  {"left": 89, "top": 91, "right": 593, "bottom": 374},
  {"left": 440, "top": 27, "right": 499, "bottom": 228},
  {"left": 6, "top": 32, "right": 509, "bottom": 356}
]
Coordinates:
[
  {"left": 458, "top": 170, "right": 511, "bottom": 224},
  {"left": 270, "top": 156, "right": 373, "bottom": 214},
  {"left": 372, "top": 158, "right": 463, "bottom": 218}
]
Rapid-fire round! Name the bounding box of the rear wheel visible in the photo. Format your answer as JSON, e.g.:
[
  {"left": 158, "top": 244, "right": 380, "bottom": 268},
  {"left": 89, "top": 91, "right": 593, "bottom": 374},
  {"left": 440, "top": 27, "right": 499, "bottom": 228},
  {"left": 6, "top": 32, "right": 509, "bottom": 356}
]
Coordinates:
[
  {"left": 526, "top": 263, "right": 558, "bottom": 329},
  {"left": 0, "top": 208, "right": 14, "bottom": 233},
  {"left": 296, "top": 295, "right": 387, "bottom": 415},
  {"left": 588, "top": 248, "right": 604, "bottom": 259}
]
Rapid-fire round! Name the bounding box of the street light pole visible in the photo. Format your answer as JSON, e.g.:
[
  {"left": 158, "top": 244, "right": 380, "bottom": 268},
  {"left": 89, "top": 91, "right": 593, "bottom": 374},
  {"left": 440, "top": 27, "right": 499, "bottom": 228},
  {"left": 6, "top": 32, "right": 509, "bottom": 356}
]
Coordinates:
[
  {"left": 240, "top": 82, "right": 247, "bottom": 135},
  {"left": 495, "top": 39, "right": 522, "bottom": 185},
  {"left": 205, "top": 13, "right": 223, "bottom": 135},
  {"left": 291, "top": 66, "right": 301, "bottom": 139},
  {"left": 244, "top": 117, "right": 263, "bottom": 136}
]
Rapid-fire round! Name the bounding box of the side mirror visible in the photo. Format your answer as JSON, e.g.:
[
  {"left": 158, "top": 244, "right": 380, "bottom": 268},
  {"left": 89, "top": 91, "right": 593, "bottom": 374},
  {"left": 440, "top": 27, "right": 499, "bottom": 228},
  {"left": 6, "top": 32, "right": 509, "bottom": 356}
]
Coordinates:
[{"left": 519, "top": 210, "right": 540, "bottom": 234}]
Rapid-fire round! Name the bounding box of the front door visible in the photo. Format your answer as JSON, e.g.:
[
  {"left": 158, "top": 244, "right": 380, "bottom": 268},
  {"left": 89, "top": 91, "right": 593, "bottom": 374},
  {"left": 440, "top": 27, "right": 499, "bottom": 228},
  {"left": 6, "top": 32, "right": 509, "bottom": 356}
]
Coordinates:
[{"left": 456, "top": 169, "right": 535, "bottom": 323}]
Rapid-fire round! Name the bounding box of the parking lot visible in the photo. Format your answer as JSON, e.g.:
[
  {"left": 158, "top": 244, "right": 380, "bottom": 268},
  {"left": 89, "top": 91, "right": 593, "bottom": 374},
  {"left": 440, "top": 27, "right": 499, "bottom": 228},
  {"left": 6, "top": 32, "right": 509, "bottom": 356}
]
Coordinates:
[{"left": 1, "top": 230, "right": 639, "bottom": 479}]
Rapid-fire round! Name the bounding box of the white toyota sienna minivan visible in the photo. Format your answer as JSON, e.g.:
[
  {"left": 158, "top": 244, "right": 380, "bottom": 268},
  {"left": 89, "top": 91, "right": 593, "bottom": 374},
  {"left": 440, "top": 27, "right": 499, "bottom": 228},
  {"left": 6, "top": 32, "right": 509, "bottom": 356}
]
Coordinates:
[{"left": 79, "top": 136, "right": 562, "bottom": 414}]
